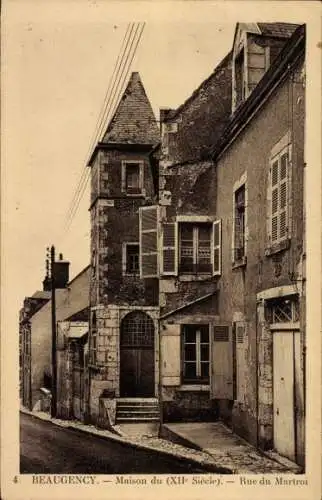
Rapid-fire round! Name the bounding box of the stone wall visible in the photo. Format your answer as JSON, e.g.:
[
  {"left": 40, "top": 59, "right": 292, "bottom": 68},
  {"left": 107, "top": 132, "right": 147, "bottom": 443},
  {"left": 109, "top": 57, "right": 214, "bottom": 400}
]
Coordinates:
[{"left": 215, "top": 56, "right": 305, "bottom": 447}]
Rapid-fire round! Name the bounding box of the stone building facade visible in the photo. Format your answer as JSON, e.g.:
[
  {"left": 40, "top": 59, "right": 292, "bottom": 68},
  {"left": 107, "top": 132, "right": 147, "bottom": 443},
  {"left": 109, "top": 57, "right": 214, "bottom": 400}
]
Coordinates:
[
  {"left": 87, "top": 72, "right": 160, "bottom": 422},
  {"left": 83, "top": 22, "right": 305, "bottom": 466},
  {"left": 157, "top": 22, "right": 305, "bottom": 465}
]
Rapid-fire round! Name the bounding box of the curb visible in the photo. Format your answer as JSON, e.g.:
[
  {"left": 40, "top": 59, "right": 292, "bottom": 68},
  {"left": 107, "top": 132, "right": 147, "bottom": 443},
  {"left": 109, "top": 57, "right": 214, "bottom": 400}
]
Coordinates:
[{"left": 20, "top": 409, "right": 232, "bottom": 474}]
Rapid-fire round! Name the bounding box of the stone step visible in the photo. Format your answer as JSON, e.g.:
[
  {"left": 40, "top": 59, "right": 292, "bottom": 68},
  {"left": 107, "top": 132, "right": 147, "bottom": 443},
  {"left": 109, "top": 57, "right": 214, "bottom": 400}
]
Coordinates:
[
  {"left": 116, "top": 401, "right": 159, "bottom": 406},
  {"left": 117, "top": 404, "right": 159, "bottom": 410},
  {"left": 117, "top": 411, "right": 159, "bottom": 418},
  {"left": 116, "top": 416, "right": 159, "bottom": 423},
  {"left": 117, "top": 398, "right": 158, "bottom": 403},
  {"left": 116, "top": 398, "right": 160, "bottom": 423}
]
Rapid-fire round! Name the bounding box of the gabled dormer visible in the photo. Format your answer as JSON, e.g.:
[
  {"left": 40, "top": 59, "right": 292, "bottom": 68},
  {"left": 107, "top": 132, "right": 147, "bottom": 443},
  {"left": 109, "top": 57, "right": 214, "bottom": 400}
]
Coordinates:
[{"left": 232, "top": 22, "right": 299, "bottom": 112}]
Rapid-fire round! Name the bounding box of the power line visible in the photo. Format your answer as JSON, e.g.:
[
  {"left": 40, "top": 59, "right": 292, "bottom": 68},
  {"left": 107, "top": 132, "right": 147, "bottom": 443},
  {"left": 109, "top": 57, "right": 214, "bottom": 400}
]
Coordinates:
[
  {"left": 65, "top": 23, "right": 141, "bottom": 229},
  {"left": 65, "top": 23, "right": 134, "bottom": 223},
  {"left": 65, "top": 22, "right": 146, "bottom": 231},
  {"left": 65, "top": 24, "right": 142, "bottom": 229}
]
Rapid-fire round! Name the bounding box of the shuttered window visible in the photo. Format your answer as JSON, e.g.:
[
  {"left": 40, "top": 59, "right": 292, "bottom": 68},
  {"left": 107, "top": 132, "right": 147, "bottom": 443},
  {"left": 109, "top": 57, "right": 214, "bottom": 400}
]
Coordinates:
[
  {"left": 182, "top": 325, "right": 210, "bottom": 383},
  {"left": 170, "top": 220, "right": 221, "bottom": 276},
  {"left": 161, "top": 222, "right": 178, "bottom": 275},
  {"left": 139, "top": 206, "right": 159, "bottom": 278},
  {"left": 269, "top": 148, "right": 290, "bottom": 244}
]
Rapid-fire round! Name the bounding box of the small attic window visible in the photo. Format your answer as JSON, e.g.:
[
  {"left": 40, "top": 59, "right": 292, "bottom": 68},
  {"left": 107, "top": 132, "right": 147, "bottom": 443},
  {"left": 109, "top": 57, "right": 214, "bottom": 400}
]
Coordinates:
[
  {"left": 235, "top": 48, "right": 245, "bottom": 107},
  {"left": 121, "top": 161, "right": 144, "bottom": 196}
]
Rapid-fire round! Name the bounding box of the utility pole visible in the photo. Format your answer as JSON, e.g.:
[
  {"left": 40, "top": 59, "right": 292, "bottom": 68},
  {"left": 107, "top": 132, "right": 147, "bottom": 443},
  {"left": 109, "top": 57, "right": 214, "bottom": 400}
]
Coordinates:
[{"left": 50, "top": 245, "right": 57, "bottom": 418}]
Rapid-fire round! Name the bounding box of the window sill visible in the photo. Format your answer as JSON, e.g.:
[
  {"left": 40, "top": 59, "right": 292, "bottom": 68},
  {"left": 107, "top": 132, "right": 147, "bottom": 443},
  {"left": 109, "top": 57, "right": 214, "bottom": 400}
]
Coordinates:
[
  {"left": 122, "top": 189, "right": 146, "bottom": 197},
  {"left": 265, "top": 238, "right": 290, "bottom": 257},
  {"left": 232, "top": 256, "right": 247, "bottom": 269},
  {"left": 178, "top": 384, "right": 210, "bottom": 392},
  {"left": 179, "top": 274, "right": 213, "bottom": 282}
]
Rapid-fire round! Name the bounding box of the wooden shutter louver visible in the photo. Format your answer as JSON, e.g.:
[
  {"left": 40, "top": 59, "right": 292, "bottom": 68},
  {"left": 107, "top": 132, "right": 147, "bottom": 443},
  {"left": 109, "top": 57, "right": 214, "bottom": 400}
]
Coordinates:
[
  {"left": 212, "top": 325, "right": 233, "bottom": 399},
  {"left": 212, "top": 219, "right": 222, "bottom": 276},
  {"left": 139, "top": 206, "right": 159, "bottom": 278},
  {"left": 214, "top": 325, "right": 229, "bottom": 342},
  {"left": 161, "top": 222, "right": 178, "bottom": 275},
  {"left": 270, "top": 150, "right": 289, "bottom": 244}
]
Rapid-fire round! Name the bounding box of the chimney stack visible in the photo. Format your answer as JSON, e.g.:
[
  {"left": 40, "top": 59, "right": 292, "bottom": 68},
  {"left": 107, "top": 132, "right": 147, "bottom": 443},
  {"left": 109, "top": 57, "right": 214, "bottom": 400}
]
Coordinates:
[{"left": 53, "top": 254, "right": 70, "bottom": 289}]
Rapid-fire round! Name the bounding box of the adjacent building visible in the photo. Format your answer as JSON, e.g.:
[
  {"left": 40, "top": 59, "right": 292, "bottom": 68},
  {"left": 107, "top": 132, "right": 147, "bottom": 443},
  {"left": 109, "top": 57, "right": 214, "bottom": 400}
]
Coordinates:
[{"left": 20, "top": 261, "right": 90, "bottom": 411}]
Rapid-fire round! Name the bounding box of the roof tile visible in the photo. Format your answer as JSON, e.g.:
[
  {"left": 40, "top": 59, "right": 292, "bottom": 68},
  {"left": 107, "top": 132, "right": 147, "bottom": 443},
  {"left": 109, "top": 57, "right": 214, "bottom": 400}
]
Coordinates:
[{"left": 102, "top": 72, "right": 159, "bottom": 145}]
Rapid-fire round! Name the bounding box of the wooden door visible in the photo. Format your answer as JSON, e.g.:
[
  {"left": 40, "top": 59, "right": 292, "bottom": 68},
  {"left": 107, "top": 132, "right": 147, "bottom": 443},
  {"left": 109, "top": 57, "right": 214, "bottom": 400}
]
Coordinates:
[
  {"left": 120, "top": 311, "right": 155, "bottom": 397},
  {"left": 120, "top": 348, "right": 154, "bottom": 397},
  {"left": 273, "top": 331, "right": 295, "bottom": 461}
]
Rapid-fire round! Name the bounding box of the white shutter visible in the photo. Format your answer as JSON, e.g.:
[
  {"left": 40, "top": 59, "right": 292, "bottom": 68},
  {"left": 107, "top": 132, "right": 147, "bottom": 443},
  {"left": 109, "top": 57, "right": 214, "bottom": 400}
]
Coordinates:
[
  {"left": 211, "top": 325, "right": 233, "bottom": 399},
  {"left": 161, "top": 222, "right": 178, "bottom": 275},
  {"left": 212, "top": 219, "right": 222, "bottom": 276},
  {"left": 161, "top": 324, "right": 181, "bottom": 386},
  {"left": 139, "top": 206, "right": 159, "bottom": 278},
  {"left": 279, "top": 151, "right": 289, "bottom": 241},
  {"left": 269, "top": 146, "right": 290, "bottom": 245},
  {"left": 271, "top": 159, "right": 279, "bottom": 243}
]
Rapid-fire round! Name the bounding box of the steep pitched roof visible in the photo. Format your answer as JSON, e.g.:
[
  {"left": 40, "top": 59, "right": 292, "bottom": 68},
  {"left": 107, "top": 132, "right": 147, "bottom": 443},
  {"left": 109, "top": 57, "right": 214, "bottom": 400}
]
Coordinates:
[
  {"left": 258, "top": 22, "right": 299, "bottom": 38},
  {"left": 164, "top": 51, "right": 232, "bottom": 122},
  {"left": 102, "top": 72, "right": 159, "bottom": 145}
]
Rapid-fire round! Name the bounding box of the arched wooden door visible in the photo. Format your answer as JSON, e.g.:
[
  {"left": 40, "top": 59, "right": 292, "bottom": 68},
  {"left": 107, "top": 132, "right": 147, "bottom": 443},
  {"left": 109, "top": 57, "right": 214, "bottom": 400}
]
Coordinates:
[{"left": 120, "top": 311, "right": 155, "bottom": 397}]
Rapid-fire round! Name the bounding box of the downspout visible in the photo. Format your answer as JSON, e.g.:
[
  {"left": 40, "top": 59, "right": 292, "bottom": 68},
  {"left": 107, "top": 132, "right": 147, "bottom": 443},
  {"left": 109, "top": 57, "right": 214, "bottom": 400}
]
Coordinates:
[{"left": 255, "top": 298, "right": 261, "bottom": 449}]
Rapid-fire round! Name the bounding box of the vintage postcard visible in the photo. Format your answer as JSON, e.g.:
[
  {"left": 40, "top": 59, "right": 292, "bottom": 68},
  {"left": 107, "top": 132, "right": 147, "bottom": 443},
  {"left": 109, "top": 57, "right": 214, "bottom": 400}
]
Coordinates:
[{"left": 1, "top": 1, "right": 321, "bottom": 499}]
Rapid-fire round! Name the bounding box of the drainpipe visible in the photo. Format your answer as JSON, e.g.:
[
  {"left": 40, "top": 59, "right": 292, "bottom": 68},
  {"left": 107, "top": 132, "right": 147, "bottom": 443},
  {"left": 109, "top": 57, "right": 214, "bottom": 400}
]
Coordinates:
[
  {"left": 255, "top": 298, "right": 261, "bottom": 449},
  {"left": 158, "top": 317, "right": 163, "bottom": 430}
]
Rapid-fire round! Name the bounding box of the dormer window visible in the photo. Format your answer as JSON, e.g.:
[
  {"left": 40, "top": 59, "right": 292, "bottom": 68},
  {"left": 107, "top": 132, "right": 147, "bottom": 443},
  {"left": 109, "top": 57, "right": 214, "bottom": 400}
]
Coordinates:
[{"left": 235, "top": 48, "right": 245, "bottom": 108}]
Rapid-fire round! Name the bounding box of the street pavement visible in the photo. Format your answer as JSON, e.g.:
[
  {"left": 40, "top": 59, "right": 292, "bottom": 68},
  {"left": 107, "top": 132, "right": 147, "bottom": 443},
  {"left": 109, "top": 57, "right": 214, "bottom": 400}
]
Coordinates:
[{"left": 20, "top": 413, "right": 207, "bottom": 474}]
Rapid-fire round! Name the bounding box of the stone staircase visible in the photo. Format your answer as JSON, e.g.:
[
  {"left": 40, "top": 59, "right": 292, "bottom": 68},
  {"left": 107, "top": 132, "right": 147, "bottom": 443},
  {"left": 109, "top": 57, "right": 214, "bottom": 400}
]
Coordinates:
[{"left": 116, "top": 398, "right": 160, "bottom": 423}]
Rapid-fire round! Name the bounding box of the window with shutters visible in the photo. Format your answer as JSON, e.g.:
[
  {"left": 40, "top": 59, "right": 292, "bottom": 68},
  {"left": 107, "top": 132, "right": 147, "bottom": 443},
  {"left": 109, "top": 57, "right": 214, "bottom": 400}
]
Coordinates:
[
  {"left": 179, "top": 223, "right": 212, "bottom": 274},
  {"left": 182, "top": 325, "right": 210, "bottom": 384},
  {"left": 139, "top": 206, "right": 159, "bottom": 278},
  {"left": 122, "top": 161, "right": 144, "bottom": 195},
  {"left": 269, "top": 147, "right": 290, "bottom": 245},
  {"left": 233, "top": 184, "right": 246, "bottom": 262}
]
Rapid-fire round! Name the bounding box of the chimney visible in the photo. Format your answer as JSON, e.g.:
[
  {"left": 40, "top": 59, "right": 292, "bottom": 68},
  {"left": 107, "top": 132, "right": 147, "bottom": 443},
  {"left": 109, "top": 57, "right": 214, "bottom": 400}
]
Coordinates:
[
  {"left": 43, "top": 276, "right": 52, "bottom": 292},
  {"left": 53, "top": 253, "right": 70, "bottom": 289},
  {"left": 159, "top": 108, "right": 175, "bottom": 123}
]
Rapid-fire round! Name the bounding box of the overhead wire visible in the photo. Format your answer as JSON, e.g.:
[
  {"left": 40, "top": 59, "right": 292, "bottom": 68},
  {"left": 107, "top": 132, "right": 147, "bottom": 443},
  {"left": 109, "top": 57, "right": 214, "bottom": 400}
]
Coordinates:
[
  {"left": 64, "top": 23, "right": 134, "bottom": 225},
  {"left": 65, "top": 22, "right": 145, "bottom": 231}
]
